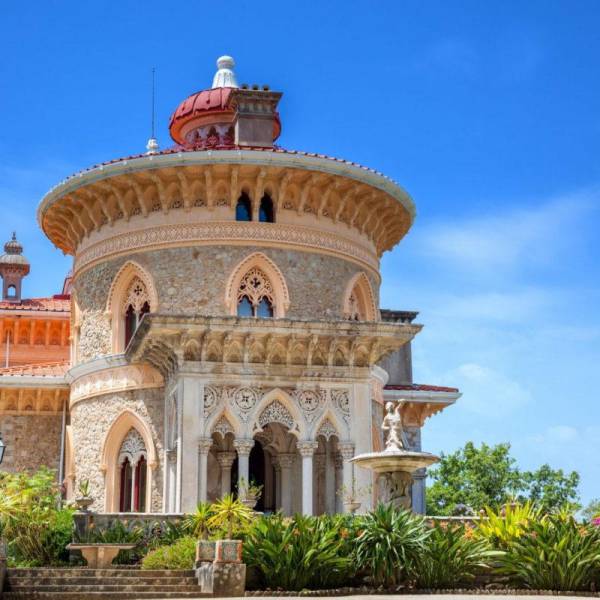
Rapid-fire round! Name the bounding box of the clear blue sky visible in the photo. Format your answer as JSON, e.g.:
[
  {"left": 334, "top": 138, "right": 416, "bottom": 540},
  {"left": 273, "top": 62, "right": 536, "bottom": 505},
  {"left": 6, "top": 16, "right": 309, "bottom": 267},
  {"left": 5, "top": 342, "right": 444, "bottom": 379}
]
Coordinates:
[{"left": 1, "top": 1, "right": 599, "bottom": 505}]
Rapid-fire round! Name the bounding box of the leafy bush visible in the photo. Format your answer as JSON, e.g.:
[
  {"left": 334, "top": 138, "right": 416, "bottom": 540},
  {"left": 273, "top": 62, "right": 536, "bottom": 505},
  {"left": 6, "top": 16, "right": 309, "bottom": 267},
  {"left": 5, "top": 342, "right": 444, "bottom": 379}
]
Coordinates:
[
  {"left": 354, "top": 504, "right": 429, "bottom": 588},
  {"left": 476, "top": 502, "right": 541, "bottom": 548},
  {"left": 184, "top": 502, "right": 214, "bottom": 540},
  {"left": 497, "top": 514, "right": 600, "bottom": 591},
  {"left": 208, "top": 494, "right": 253, "bottom": 539},
  {"left": 417, "top": 523, "right": 500, "bottom": 589},
  {"left": 0, "top": 468, "right": 74, "bottom": 566},
  {"left": 243, "top": 514, "right": 353, "bottom": 590},
  {"left": 141, "top": 535, "right": 196, "bottom": 570}
]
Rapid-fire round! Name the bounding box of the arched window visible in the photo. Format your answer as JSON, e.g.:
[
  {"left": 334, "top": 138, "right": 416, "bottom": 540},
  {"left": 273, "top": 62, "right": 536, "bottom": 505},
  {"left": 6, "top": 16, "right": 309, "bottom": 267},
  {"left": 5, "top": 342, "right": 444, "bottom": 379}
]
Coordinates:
[
  {"left": 343, "top": 272, "right": 377, "bottom": 322},
  {"left": 236, "top": 193, "right": 252, "bottom": 222},
  {"left": 123, "top": 277, "right": 150, "bottom": 348},
  {"left": 118, "top": 428, "right": 148, "bottom": 513},
  {"left": 237, "top": 267, "right": 274, "bottom": 318},
  {"left": 259, "top": 194, "right": 274, "bottom": 223},
  {"left": 6, "top": 285, "right": 16, "bottom": 298}
]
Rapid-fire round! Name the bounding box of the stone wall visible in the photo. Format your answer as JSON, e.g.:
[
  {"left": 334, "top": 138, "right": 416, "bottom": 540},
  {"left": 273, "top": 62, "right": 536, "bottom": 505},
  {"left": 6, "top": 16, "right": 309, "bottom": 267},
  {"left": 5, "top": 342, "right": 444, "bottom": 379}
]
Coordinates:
[
  {"left": 0, "top": 414, "right": 62, "bottom": 473},
  {"left": 70, "top": 388, "right": 165, "bottom": 512},
  {"left": 75, "top": 245, "right": 380, "bottom": 362}
]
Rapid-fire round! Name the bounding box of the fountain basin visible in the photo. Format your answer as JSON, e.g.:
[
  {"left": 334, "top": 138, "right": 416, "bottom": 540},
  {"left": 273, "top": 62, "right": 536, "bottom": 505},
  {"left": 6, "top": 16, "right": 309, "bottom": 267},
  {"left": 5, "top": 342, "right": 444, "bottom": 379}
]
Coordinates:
[{"left": 351, "top": 450, "right": 439, "bottom": 474}]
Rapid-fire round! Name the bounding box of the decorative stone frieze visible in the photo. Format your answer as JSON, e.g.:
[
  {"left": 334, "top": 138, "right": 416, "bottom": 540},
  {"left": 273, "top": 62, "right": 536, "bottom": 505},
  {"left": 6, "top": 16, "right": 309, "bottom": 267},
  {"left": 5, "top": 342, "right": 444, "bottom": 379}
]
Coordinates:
[
  {"left": 316, "top": 418, "right": 338, "bottom": 441},
  {"left": 258, "top": 400, "right": 295, "bottom": 431},
  {"left": 0, "top": 387, "right": 68, "bottom": 415},
  {"left": 69, "top": 364, "right": 163, "bottom": 406}
]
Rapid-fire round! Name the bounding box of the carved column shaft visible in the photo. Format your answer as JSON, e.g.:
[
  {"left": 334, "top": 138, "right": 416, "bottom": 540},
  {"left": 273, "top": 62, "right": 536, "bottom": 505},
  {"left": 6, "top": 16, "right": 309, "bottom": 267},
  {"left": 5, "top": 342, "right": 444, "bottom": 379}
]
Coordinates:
[
  {"left": 198, "top": 438, "right": 213, "bottom": 503},
  {"left": 217, "top": 451, "right": 236, "bottom": 498},
  {"left": 297, "top": 442, "right": 318, "bottom": 516}
]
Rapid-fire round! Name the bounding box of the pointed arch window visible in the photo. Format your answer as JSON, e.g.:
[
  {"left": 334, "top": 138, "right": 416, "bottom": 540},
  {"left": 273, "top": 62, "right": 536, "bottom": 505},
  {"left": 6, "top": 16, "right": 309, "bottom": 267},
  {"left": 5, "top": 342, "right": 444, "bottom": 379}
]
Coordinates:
[
  {"left": 259, "top": 194, "right": 274, "bottom": 223},
  {"left": 236, "top": 192, "right": 252, "bottom": 222},
  {"left": 237, "top": 267, "right": 274, "bottom": 318},
  {"left": 123, "top": 277, "right": 150, "bottom": 348},
  {"left": 343, "top": 273, "right": 377, "bottom": 322},
  {"left": 117, "top": 428, "right": 148, "bottom": 513}
]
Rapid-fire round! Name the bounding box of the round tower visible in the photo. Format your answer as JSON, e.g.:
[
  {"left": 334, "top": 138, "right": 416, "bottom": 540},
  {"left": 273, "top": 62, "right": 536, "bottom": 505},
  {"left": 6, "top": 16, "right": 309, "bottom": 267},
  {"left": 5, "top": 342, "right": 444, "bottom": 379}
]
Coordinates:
[
  {"left": 37, "top": 56, "right": 420, "bottom": 515},
  {"left": 0, "top": 233, "right": 30, "bottom": 302}
]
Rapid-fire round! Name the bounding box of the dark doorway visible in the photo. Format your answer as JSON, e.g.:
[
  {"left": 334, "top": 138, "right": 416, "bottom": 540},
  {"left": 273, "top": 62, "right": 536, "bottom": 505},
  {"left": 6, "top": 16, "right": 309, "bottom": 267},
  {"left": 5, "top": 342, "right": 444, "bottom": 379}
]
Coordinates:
[{"left": 249, "top": 441, "right": 265, "bottom": 511}]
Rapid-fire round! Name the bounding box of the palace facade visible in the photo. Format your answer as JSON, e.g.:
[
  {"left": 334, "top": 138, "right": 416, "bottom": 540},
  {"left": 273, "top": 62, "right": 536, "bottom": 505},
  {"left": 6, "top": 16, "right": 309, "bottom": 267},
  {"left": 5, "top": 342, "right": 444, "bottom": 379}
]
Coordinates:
[{"left": 0, "top": 57, "right": 459, "bottom": 515}]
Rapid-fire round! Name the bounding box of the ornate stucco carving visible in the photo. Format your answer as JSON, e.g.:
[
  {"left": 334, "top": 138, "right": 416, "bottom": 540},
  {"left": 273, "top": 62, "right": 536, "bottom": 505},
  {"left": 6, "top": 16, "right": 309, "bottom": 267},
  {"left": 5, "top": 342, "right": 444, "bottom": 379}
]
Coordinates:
[
  {"left": 258, "top": 400, "right": 295, "bottom": 430},
  {"left": 293, "top": 388, "right": 326, "bottom": 423},
  {"left": 70, "top": 364, "right": 163, "bottom": 406},
  {"left": 203, "top": 385, "right": 219, "bottom": 417},
  {"left": 316, "top": 418, "right": 338, "bottom": 441},
  {"left": 118, "top": 427, "right": 147, "bottom": 465},
  {"left": 74, "top": 221, "right": 379, "bottom": 278}
]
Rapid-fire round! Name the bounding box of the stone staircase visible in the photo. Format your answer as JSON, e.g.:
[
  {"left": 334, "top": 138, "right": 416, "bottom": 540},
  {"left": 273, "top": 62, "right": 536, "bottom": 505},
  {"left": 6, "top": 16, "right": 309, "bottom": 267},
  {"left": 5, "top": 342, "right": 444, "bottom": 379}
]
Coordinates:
[{"left": 3, "top": 568, "right": 211, "bottom": 599}]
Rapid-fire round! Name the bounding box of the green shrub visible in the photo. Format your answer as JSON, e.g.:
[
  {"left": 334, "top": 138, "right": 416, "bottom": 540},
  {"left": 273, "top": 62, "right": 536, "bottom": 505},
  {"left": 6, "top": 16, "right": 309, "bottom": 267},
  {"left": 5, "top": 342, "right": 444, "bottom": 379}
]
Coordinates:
[
  {"left": 0, "top": 468, "right": 74, "bottom": 566},
  {"left": 417, "top": 523, "right": 500, "bottom": 589},
  {"left": 141, "top": 536, "right": 196, "bottom": 570},
  {"left": 497, "top": 514, "right": 600, "bottom": 591},
  {"left": 476, "top": 502, "right": 541, "bottom": 548},
  {"left": 243, "top": 514, "right": 353, "bottom": 590},
  {"left": 354, "top": 504, "right": 429, "bottom": 588}
]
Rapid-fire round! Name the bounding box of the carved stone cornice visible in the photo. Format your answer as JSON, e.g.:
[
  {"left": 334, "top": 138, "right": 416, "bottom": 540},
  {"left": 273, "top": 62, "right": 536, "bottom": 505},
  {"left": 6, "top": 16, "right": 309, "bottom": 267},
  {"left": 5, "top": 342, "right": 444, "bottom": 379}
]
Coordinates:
[
  {"left": 0, "top": 387, "right": 68, "bottom": 415},
  {"left": 125, "top": 314, "right": 422, "bottom": 380},
  {"left": 73, "top": 220, "right": 379, "bottom": 277},
  {"left": 39, "top": 154, "right": 414, "bottom": 259},
  {"left": 69, "top": 363, "right": 164, "bottom": 407}
]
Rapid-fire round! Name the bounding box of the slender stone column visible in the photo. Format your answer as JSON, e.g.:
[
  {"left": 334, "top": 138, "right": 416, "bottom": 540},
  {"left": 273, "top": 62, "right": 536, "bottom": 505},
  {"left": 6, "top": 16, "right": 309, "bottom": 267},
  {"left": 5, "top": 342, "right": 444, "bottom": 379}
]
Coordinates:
[
  {"left": 338, "top": 442, "right": 355, "bottom": 513},
  {"left": 233, "top": 439, "right": 255, "bottom": 488},
  {"left": 314, "top": 454, "right": 326, "bottom": 514},
  {"left": 130, "top": 459, "right": 138, "bottom": 511},
  {"left": 217, "top": 452, "right": 236, "bottom": 498},
  {"left": 334, "top": 453, "right": 344, "bottom": 514},
  {"left": 278, "top": 453, "right": 295, "bottom": 516},
  {"left": 272, "top": 459, "right": 281, "bottom": 511},
  {"left": 297, "top": 442, "right": 318, "bottom": 516},
  {"left": 198, "top": 438, "right": 213, "bottom": 503},
  {"left": 167, "top": 449, "right": 177, "bottom": 512},
  {"left": 325, "top": 442, "right": 336, "bottom": 514},
  {"left": 264, "top": 451, "right": 273, "bottom": 510}
]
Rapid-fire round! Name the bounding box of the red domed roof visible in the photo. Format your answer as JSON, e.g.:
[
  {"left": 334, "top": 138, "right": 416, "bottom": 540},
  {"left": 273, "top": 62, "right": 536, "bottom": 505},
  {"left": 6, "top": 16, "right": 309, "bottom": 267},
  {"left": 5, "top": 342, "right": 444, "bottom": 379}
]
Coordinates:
[
  {"left": 168, "top": 86, "right": 282, "bottom": 147},
  {"left": 169, "top": 87, "right": 235, "bottom": 145}
]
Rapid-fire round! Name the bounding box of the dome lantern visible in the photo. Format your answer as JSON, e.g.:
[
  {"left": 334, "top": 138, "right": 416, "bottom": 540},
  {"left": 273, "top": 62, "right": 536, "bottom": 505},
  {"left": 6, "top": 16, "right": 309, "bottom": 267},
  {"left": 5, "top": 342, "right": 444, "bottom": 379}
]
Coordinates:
[{"left": 0, "top": 232, "right": 30, "bottom": 302}]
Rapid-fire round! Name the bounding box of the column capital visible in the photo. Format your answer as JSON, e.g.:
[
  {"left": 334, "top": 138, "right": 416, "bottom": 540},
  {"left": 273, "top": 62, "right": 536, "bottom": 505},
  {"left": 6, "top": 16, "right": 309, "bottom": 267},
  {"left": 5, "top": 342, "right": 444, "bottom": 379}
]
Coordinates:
[
  {"left": 216, "top": 451, "right": 236, "bottom": 468},
  {"left": 297, "top": 441, "right": 319, "bottom": 457},
  {"left": 338, "top": 441, "right": 355, "bottom": 459},
  {"left": 198, "top": 438, "right": 213, "bottom": 454},
  {"left": 278, "top": 453, "right": 296, "bottom": 468},
  {"left": 233, "top": 438, "right": 255, "bottom": 455}
]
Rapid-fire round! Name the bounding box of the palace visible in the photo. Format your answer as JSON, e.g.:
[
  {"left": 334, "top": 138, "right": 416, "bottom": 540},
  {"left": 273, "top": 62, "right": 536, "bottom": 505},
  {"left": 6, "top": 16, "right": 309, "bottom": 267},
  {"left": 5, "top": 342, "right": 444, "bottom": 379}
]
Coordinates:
[{"left": 0, "top": 57, "right": 459, "bottom": 515}]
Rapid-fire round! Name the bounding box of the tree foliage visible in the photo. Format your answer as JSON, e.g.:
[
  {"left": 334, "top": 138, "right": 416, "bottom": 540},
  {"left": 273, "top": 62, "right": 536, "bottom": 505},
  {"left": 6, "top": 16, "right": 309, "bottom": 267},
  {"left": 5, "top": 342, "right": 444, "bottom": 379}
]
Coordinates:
[{"left": 426, "top": 442, "right": 580, "bottom": 516}]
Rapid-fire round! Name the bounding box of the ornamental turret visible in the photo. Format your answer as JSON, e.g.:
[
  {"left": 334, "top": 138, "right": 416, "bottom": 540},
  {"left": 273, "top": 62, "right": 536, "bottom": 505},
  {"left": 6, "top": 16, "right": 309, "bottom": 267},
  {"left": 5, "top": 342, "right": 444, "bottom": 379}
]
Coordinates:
[
  {"left": 0, "top": 233, "right": 30, "bottom": 302},
  {"left": 168, "top": 55, "right": 282, "bottom": 149}
]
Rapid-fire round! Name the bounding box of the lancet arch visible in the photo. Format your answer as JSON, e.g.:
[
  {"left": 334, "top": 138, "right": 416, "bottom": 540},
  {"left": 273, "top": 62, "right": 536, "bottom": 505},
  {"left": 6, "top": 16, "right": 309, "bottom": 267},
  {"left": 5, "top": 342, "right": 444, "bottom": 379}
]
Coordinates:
[
  {"left": 342, "top": 272, "right": 378, "bottom": 322},
  {"left": 106, "top": 261, "right": 158, "bottom": 352},
  {"left": 252, "top": 388, "right": 305, "bottom": 438},
  {"left": 225, "top": 252, "right": 290, "bottom": 318},
  {"left": 101, "top": 410, "right": 157, "bottom": 512}
]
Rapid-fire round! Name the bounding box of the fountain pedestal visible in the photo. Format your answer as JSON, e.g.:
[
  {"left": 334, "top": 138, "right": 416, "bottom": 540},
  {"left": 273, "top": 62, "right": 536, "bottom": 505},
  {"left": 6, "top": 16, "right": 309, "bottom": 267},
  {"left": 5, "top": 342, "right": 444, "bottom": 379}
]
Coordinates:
[{"left": 351, "top": 449, "right": 438, "bottom": 510}]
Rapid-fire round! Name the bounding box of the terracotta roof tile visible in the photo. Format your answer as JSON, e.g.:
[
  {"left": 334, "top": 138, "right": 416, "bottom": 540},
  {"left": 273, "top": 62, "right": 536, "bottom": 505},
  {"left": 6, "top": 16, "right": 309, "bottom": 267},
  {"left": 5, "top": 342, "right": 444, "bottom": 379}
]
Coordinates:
[
  {"left": 0, "top": 295, "right": 70, "bottom": 312},
  {"left": 385, "top": 383, "right": 459, "bottom": 393},
  {"left": 0, "top": 360, "right": 70, "bottom": 377}
]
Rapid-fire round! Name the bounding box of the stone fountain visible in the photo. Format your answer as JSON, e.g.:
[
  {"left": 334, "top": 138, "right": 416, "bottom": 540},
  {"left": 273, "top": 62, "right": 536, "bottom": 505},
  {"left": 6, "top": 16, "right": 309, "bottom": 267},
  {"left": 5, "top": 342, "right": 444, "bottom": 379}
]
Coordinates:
[{"left": 351, "top": 401, "right": 439, "bottom": 510}]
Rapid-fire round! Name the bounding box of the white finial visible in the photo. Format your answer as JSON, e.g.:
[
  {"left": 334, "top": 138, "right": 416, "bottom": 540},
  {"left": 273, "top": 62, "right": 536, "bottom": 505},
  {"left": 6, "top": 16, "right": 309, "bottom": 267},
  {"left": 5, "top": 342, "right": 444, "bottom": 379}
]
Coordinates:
[
  {"left": 212, "top": 55, "right": 238, "bottom": 89},
  {"left": 146, "top": 137, "right": 159, "bottom": 154}
]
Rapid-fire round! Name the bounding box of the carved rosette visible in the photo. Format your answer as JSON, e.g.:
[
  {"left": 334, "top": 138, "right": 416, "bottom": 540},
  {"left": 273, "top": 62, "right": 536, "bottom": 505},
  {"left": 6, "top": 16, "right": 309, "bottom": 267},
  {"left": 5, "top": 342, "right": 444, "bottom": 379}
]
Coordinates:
[
  {"left": 331, "top": 389, "right": 351, "bottom": 424},
  {"left": 293, "top": 388, "right": 326, "bottom": 423},
  {"left": 229, "top": 386, "right": 261, "bottom": 422},
  {"left": 203, "top": 385, "right": 220, "bottom": 417}
]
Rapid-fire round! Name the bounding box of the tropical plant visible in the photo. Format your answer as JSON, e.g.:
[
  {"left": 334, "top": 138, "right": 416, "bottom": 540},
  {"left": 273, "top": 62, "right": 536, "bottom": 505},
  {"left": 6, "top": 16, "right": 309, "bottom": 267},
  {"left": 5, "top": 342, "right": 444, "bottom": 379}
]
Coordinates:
[
  {"left": 141, "top": 535, "right": 196, "bottom": 570},
  {"left": 77, "top": 479, "right": 91, "bottom": 498},
  {"left": 184, "top": 502, "right": 214, "bottom": 540},
  {"left": 416, "top": 522, "right": 500, "bottom": 589},
  {"left": 73, "top": 519, "right": 143, "bottom": 544},
  {"left": 497, "top": 513, "right": 600, "bottom": 591},
  {"left": 354, "top": 504, "right": 430, "bottom": 588},
  {"left": 208, "top": 494, "right": 253, "bottom": 539},
  {"left": 238, "top": 478, "right": 263, "bottom": 506},
  {"left": 243, "top": 514, "right": 353, "bottom": 590},
  {"left": 0, "top": 468, "right": 74, "bottom": 566},
  {"left": 476, "top": 502, "right": 541, "bottom": 549}
]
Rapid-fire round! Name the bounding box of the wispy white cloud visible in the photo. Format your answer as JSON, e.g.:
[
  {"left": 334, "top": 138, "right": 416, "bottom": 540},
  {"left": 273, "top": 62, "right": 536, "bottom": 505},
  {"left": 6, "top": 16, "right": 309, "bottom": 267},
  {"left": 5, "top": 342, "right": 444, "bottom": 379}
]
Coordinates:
[{"left": 414, "top": 190, "right": 598, "bottom": 276}]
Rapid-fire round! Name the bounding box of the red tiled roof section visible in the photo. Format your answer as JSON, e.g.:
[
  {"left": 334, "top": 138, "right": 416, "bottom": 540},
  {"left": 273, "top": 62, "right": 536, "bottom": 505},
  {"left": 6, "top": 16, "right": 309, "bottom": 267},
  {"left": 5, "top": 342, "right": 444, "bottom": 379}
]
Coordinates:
[
  {"left": 0, "top": 360, "right": 70, "bottom": 377},
  {"left": 385, "top": 383, "right": 459, "bottom": 393},
  {"left": 0, "top": 295, "right": 71, "bottom": 312},
  {"left": 169, "top": 87, "right": 235, "bottom": 144}
]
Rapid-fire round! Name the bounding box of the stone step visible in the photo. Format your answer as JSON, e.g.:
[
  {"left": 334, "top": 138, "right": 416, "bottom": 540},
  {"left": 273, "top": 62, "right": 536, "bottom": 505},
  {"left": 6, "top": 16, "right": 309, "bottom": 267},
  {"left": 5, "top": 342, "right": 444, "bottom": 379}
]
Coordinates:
[
  {"left": 7, "top": 585, "right": 204, "bottom": 593},
  {"left": 8, "top": 577, "right": 198, "bottom": 588},
  {"left": 7, "top": 569, "right": 196, "bottom": 578},
  {"left": 3, "top": 593, "right": 210, "bottom": 600}
]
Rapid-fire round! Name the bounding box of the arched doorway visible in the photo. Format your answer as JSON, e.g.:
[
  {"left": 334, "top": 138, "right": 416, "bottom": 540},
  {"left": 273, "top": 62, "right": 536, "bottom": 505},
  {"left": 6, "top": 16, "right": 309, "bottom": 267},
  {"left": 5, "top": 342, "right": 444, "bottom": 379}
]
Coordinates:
[{"left": 249, "top": 441, "right": 266, "bottom": 511}]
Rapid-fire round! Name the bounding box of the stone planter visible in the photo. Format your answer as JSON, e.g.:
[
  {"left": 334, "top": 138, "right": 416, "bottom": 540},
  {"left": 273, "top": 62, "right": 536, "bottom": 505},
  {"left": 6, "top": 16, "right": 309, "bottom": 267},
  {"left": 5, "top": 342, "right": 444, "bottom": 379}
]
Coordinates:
[
  {"left": 195, "top": 539, "right": 217, "bottom": 564},
  {"left": 66, "top": 543, "right": 136, "bottom": 569},
  {"left": 240, "top": 497, "right": 257, "bottom": 509},
  {"left": 0, "top": 556, "right": 6, "bottom": 599},
  {"left": 215, "top": 539, "right": 243, "bottom": 563},
  {"left": 74, "top": 497, "right": 94, "bottom": 512},
  {"left": 344, "top": 501, "right": 361, "bottom": 514}
]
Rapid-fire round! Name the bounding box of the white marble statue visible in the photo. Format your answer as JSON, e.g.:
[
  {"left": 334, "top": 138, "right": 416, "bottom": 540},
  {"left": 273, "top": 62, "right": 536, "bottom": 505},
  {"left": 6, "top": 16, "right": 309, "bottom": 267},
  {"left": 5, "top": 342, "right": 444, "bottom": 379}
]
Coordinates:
[{"left": 382, "top": 401, "right": 408, "bottom": 451}]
